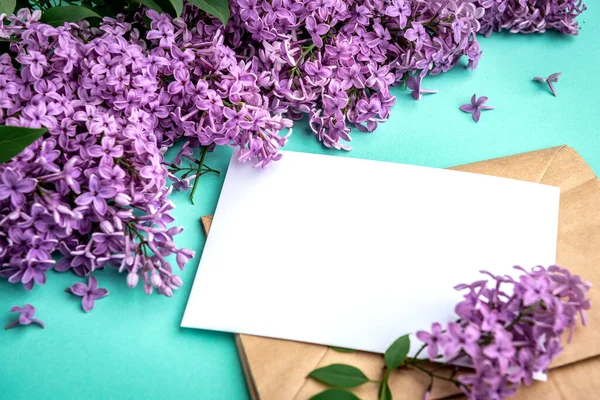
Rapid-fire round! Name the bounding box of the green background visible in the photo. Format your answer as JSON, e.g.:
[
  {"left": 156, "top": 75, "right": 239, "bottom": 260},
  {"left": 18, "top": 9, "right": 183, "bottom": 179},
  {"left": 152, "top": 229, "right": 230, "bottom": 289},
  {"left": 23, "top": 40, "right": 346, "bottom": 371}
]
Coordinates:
[{"left": 1, "top": 5, "right": 599, "bottom": 400}]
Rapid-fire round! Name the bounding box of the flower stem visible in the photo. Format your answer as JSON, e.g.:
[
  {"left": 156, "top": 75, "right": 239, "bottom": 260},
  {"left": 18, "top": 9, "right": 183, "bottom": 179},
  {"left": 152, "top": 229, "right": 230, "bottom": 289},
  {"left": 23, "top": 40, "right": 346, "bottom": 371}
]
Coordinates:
[
  {"left": 406, "top": 343, "right": 428, "bottom": 364},
  {"left": 189, "top": 146, "right": 208, "bottom": 205},
  {"left": 410, "top": 363, "right": 463, "bottom": 386}
]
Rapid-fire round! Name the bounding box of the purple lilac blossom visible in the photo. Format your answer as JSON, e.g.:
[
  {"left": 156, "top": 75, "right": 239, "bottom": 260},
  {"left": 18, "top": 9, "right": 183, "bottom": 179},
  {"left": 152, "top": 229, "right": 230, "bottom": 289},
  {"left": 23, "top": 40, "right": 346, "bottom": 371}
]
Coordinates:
[
  {"left": 66, "top": 275, "right": 109, "bottom": 312},
  {"left": 460, "top": 94, "right": 494, "bottom": 122},
  {"left": 0, "top": 1, "right": 586, "bottom": 296},
  {"left": 533, "top": 72, "right": 562, "bottom": 97},
  {"left": 415, "top": 265, "right": 591, "bottom": 400},
  {"left": 5, "top": 304, "right": 45, "bottom": 329}
]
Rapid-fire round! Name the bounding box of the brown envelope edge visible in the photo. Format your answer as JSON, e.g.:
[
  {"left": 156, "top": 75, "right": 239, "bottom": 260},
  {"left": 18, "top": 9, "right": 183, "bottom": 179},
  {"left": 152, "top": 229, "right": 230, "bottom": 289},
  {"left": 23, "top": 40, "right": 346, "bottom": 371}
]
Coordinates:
[{"left": 199, "top": 145, "right": 600, "bottom": 400}]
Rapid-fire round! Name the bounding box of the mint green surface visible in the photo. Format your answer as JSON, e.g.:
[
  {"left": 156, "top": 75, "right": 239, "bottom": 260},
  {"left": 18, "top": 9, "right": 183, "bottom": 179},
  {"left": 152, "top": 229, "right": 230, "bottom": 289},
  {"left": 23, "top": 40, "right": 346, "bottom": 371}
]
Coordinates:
[{"left": 1, "top": 7, "right": 599, "bottom": 400}]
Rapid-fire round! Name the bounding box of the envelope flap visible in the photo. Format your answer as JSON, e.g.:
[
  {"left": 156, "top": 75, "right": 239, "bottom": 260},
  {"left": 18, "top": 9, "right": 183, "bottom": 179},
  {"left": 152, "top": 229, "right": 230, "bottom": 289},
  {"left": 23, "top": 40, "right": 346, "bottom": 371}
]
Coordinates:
[{"left": 449, "top": 145, "right": 567, "bottom": 182}]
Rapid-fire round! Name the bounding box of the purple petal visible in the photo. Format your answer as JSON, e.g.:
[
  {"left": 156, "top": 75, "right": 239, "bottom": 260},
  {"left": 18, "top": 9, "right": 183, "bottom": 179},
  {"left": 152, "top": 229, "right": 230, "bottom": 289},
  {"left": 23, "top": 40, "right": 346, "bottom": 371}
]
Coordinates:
[
  {"left": 10, "top": 306, "right": 24, "bottom": 313},
  {"left": 405, "top": 76, "right": 418, "bottom": 91},
  {"left": 31, "top": 318, "right": 46, "bottom": 329},
  {"left": 93, "top": 197, "right": 107, "bottom": 215},
  {"left": 88, "top": 275, "right": 98, "bottom": 290},
  {"left": 70, "top": 282, "right": 88, "bottom": 296},
  {"left": 472, "top": 108, "right": 481, "bottom": 122},
  {"left": 75, "top": 192, "right": 94, "bottom": 206},
  {"left": 24, "top": 304, "right": 35, "bottom": 315},
  {"left": 459, "top": 104, "right": 475, "bottom": 113},
  {"left": 33, "top": 269, "right": 47, "bottom": 285},
  {"left": 87, "top": 146, "right": 105, "bottom": 157},
  {"left": 547, "top": 72, "right": 562, "bottom": 82},
  {"left": 470, "top": 94, "right": 477, "bottom": 105},
  {"left": 98, "top": 187, "right": 118, "bottom": 198},
  {"left": 476, "top": 96, "right": 488, "bottom": 107},
  {"left": 548, "top": 81, "right": 557, "bottom": 97},
  {"left": 22, "top": 267, "right": 34, "bottom": 283},
  {"left": 81, "top": 295, "right": 94, "bottom": 312},
  {"left": 16, "top": 178, "right": 36, "bottom": 193},
  {"left": 91, "top": 288, "right": 109, "bottom": 299}
]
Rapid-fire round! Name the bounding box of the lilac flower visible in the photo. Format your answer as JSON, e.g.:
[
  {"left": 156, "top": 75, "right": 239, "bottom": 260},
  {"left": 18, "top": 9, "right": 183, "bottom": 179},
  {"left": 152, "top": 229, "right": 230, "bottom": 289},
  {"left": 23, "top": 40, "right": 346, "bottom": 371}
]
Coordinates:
[
  {"left": 416, "top": 322, "right": 443, "bottom": 361},
  {"left": 405, "top": 76, "right": 438, "bottom": 101},
  {"left": 533, "top": 72, "right": 562, "bottom": 97},
  {"left": 74, "top": 175, "right": 117, "bottom": 215},
  {"left": 87, "top": 136, "right": 124, "bottom": 163},
  {"left": 306, "top": 16, "right": 329, "bottom": 48},
  {"left": 66, "top": 275, "right": 109, "bottom": 312},
  {"left": 443, "top": 322, "right": 480, "bottom": 358},
  {"left": 16, "top": 50, "right": 47, "bottom": 79},
  {"left": 385, "top": 0, "right": 411, "bottom": 29},
  {"left": 0, "top": 168, "right": 36, "bottom": 207},
  {"left": 27, "top": 235, "right": 57, "bottom": 259},
  {"left": 338, "top": 64, "right": 365, "bottom": 89},
  {"left": 5, "top": 304, "right": 45, "bottom": 329},
  {"left": 404, "top": 23, "right": 427, "bottom": 51},
  {"left": 483, "top": 329, "right": 515, "bottom": 373},
  {"left": 459, "top": 94, "right": 494, "bottom": 122},
  {"left": 414, "top": 266, "right": 591, "bottom": 399}
]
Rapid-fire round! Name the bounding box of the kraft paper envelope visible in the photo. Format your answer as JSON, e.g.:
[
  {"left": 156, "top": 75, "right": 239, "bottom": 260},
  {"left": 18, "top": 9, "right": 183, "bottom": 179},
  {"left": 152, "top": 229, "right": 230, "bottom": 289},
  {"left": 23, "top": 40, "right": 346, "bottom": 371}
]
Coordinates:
[{"left": 199, "top": 145, "right": 599, "bottom": 400}]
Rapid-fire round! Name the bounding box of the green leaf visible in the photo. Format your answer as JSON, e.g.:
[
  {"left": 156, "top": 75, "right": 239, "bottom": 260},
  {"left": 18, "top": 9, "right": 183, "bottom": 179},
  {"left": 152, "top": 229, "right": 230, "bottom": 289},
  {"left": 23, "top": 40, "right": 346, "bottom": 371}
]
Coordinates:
[
  {"left": 151, "top": 0, "right": 182, "bottom": 17},
  {"left": 0, "top": 0, "right": 15, "bottom": 15},
  {"left": 310, "top": 388, "right": 361, "bottom": 400},
  {"left": 0, "top": 126, "right": 47, "bottom": 163},
  {"left": 378, "top": 382, "right": 392, "bottom": 400},
  {"left": 187, "top": 0, "right": 230, "bottom": 25},
  {"left": 140, "top": 0, "right": 164, "bottom": 13},
  {"left": 308, "top": 364, "right": 369, "bottom": 388},
  {"left": 330, "top": 346, "right": 356, "bottom": 353},
  {"left": 384, "top": 334, "right": 410, "bottom": 369},
  {"left": 40, "top": 6, "right": 101, "bottom": 27}
]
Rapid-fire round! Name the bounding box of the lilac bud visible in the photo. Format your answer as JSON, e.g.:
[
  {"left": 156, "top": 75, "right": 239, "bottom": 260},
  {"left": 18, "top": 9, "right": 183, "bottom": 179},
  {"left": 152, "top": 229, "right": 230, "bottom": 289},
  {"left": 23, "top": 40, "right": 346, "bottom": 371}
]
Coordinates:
[
  {"left": 170, "top": 275, "right": 183, "bottom": 288},
  {"left": 126, "top": 272, "right": 139, "bottom": 288},
  {"left": 159, "top": 284, "right": 173, "bottom": 297},
  {"left": 112, "top": 216, "right": 123, "bottom": 230},
  {"left": 167, "top": 226, "right": 184, "bottom": 236},
  {"left": 114, "top": 193, "right": 132, "bottom": 206},
  {"left": 99, "top": 220, "right": 114, "bottom": 234},
  {"left": 150, "top": 273, "right": 162, "bottom": 288},
  {"left": 143, "top": 283, "right": 153, "bottom": 295}
]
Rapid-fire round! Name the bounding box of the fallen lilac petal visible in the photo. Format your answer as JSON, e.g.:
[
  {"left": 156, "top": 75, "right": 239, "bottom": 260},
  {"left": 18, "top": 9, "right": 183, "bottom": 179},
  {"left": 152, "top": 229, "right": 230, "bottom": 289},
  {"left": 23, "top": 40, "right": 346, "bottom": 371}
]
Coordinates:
[
  {"left": 5, "top": 304, "right": 45, "bottom": 329},
  {"left": 460, "top": 94, "right": 493, "bottom": 122},
  {"left": 66, "top": 275, "right": 109, "bottom": 312},
  {"left": 533, "top": 72, "right": 562, "bottom": 96}
]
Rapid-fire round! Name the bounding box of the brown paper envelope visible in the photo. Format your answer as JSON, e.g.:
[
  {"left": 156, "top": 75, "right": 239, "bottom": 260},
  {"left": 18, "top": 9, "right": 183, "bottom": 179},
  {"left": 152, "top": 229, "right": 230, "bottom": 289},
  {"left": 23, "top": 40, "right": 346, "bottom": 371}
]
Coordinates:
[{"left": 199, "top": 145, "right": 600, "bottom": 400}]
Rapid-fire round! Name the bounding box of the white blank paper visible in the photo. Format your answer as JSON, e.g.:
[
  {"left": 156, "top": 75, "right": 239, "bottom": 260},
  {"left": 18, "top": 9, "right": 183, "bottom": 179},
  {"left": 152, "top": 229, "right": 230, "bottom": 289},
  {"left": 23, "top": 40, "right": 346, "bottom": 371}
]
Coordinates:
[{"left": 181, "top": 151, "right": 560, "bottom": 355}]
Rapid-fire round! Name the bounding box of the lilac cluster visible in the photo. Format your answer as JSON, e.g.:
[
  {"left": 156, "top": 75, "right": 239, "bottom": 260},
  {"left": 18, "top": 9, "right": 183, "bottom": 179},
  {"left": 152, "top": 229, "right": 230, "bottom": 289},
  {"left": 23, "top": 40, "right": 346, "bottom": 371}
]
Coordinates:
[
  {"left": 416, "top": 265, "right": 591, "bottom": 399},
  {"left": 0, "top": 8, "right": 294, "bottom": 295},
  {"left": 476, "top": 0, "right": 587, "bottom": 36},
  {"left": 228, "top": 0, "right": 483, "bottom": 149},
  {"left": 0, "top": 11, "right": 180, "bottom": 295},
  {"left": 0, "top": 0, "right": 586, "bottom": 297}
]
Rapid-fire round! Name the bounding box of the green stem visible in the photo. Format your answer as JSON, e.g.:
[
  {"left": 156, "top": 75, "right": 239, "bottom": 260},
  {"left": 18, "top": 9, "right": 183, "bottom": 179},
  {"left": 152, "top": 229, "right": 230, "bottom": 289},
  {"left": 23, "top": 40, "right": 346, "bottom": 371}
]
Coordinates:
[
  {"left": 379, "top": 368, "right": 392, "bottom": 400},
  {"left": 125, "top": 221, "right": 148, "bottom": 257},
  {"left": 505, "top": 301, "right": 543, "bottom": 330},
  {"left": 410, "top": 364, "right": 463, "bottom": 386},
  {"left": 189, "top": 146, "right": 208, "bottom": 205},
  {"left": 406, "top": 343, "right": 427, "bottom": 364}
]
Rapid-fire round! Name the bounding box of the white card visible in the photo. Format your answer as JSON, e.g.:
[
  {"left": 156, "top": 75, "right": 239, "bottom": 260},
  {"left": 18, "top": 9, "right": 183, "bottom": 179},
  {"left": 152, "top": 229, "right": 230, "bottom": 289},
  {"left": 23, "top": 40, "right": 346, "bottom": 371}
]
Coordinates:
[{"left": 181, "top": 151, "right": 560, "bottom": 356}]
